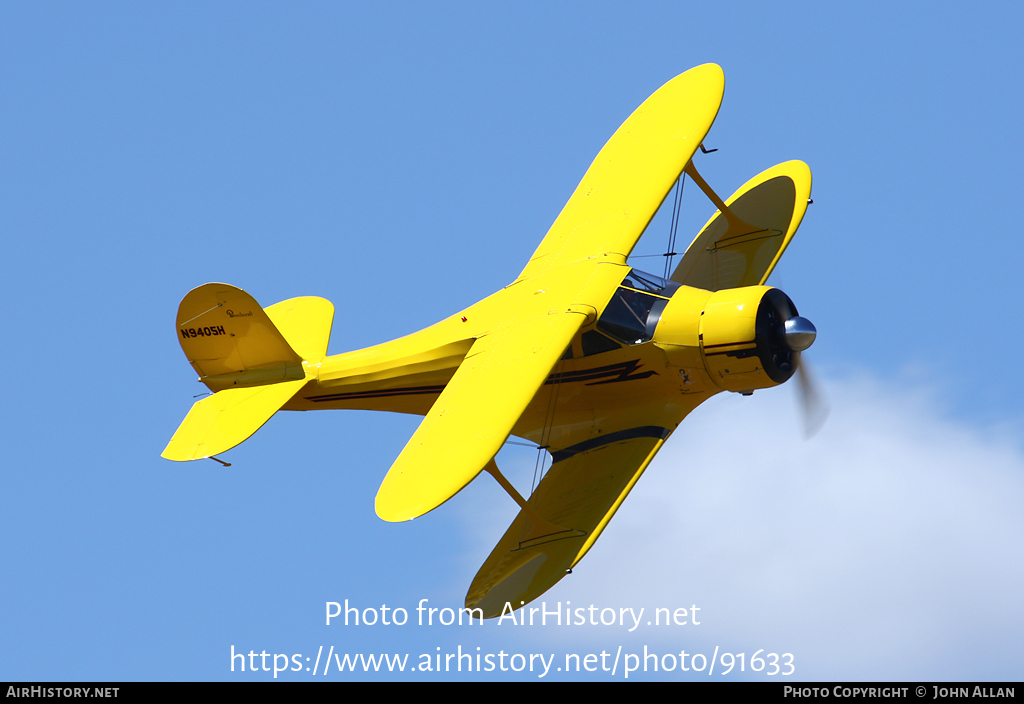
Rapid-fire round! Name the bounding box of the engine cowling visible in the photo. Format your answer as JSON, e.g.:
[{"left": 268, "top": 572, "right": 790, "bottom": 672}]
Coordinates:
[
  {"left": 699, "top": 286, "right": 800, "bottom": 392},
  {"left": 655, "top": 285, "right": 814, "bottom": 394}
]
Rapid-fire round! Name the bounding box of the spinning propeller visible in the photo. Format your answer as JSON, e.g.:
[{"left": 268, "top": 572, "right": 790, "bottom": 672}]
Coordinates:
[
  {"left": 784, "top": 315, "right": 829, "bottom": 438},
  {"left": 759, "top": 290, "right": 828, "bottom": 439}
]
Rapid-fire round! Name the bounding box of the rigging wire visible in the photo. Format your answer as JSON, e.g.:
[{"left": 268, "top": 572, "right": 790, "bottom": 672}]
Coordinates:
[
  {"left": 514, "top": 358, "right": 565, "bottom": 543},
  {"left": 529, "top": 356, "right": 566, "bottom": 498},
  {"left": 663, "top": 173, "right": 686, "bottom": 279}
]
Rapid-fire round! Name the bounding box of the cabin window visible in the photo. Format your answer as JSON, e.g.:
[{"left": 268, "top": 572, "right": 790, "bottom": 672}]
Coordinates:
[
  {"left": 621, "top": 269, "right": 680, "bottom": 297},
  {"left": 595, "top": 269, "right": 675, "bottom": 345},
  {"left": 581, "top": 330, "right": 622, "bottom": 357}
]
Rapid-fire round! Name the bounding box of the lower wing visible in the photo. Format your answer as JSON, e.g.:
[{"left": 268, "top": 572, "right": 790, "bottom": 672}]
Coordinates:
[
  {"left": 465, "top": 425, "right": 675, "bottom": 617},
  {"left": 671, "top": 160, "right": 812, "bottom": 290}
]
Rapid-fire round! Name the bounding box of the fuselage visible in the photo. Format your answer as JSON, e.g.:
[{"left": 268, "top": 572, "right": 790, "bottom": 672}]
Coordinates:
[{"left": 280, "top": 265, "right": 789, "bottom": 452}]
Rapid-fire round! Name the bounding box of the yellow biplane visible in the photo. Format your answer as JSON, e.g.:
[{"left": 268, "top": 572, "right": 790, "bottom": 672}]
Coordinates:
[{"left": 163, "top": 64, "right": 820, "bottom": 617}]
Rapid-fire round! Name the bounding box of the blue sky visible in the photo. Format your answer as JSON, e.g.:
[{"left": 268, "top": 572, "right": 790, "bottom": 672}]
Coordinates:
[{"left": 2, "top": 2, "right": 1022, "bottom": 681}]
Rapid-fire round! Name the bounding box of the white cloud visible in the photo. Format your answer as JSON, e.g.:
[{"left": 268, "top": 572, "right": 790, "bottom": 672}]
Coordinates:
[{"left": 460, "top": 371, "right": 1024, "bottom": 680}]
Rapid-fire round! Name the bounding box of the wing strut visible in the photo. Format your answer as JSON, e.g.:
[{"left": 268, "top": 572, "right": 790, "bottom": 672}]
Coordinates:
[
  {"left": 483, "top": 459, "right": 569, "bottom": 540},
  {"left": 683, "top": 160, "right": 759, "bottom": 236}
]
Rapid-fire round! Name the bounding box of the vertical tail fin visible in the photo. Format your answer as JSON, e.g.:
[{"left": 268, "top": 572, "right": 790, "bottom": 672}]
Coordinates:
[
  {"left": 163, "top": 283, "right": 334, "bottom": 461},
  {"left": 174, "top": 283, "right": 333, "bottom": 390}
]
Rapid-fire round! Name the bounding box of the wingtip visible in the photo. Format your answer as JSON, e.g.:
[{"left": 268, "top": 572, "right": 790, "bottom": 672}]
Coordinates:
[
  {"left": 694, "top": 61, "right": 724, "bottom": 74},
  {"left": 655, "top": 64, "right": 725, "bottom": 117},
  {"left": 684, "top": 62, "right": 725, "bottom": 86},
  {"left": 374, "top": 495, "right": 415, "bottom": 523},
  {"left": 160, "top": 443, "right": 195, "bottom": 462}
]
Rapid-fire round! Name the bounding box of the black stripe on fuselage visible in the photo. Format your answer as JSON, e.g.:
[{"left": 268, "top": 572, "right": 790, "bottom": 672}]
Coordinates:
[
  {"left": 703, "top": 339, "right": 755, "bottom": 349},
  {"left": 544, "top": 359, "right": 657, "bottom": 386},
  {"left": 306, "top": 384, "right": 446, "bottom": 403},
  {"left": 549, "top": 426, "right": 670, "bottom": 464},
  {"left": 304, "top": 359, "right": 656, "bottom": 404}
]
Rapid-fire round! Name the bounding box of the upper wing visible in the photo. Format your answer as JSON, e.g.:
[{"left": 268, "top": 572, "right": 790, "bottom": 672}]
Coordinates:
[
  {"left": 376, "top": 66, "right": 724, "bottom": 523},
  {"left": 671, "top": 160, "right": 812, "bottom": 290},
  {"left": 465, "top": 424, "right": 675, "bottom": 617},
  {"left": 374, "top": 312, "right": 585, "bottom": 523},
  {"left": 518, "top": 64, "right": 724, "bottom": 279}
]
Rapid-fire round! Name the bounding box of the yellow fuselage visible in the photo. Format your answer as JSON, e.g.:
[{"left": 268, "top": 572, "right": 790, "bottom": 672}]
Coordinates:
[{"left": 281, "top": 266, "right": 787, "bottom": 451}]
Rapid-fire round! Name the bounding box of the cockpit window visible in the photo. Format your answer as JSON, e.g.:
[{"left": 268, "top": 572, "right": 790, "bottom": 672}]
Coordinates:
[
  {"left": 581, "top": 330, "right": 621, "bottom": 356},
  {"left": 597, "top": 287, "right": 660, "bottom": 343},
  {"left": 620, "top": 269, "right": 680, "bottom": 297},
  {"left": 596, "top": 268, "right": 675, "bottom": 345}
]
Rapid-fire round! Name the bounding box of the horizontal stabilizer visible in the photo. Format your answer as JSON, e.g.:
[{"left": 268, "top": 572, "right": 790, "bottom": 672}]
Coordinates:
[
  {"left": 466, "top": 427, "right": 670, "bottom": 617},
  {"left": 672, "top": 160, "right": 812, "bottom": 290},
  {"left": 161, "top": 378, "right": 308, "bottom": 461},
  {"left": 374, "top": 313, "right": 584, "bottom": 523}
]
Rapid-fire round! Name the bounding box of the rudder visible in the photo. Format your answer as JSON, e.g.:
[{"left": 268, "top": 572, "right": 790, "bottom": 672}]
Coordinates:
[
  {"left": 175, "top": 283, "right": 333, "bottom": 391},
  {"left": 164, "top": 283, "right": 335, "bottom": 461}
]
